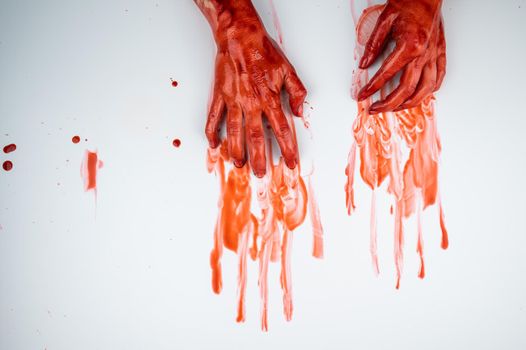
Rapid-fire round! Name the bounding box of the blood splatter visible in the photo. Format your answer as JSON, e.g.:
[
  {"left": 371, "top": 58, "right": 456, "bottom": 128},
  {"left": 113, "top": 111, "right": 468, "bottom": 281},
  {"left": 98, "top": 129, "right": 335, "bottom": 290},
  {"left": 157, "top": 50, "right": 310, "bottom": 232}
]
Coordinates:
[
  {"left": 170, "top": 79, "right": 178, "bottom": 87},
  {"left": 3, "top": 144, "right": 16, "bottom": 153},
  {"left": 72, "top": 136, "right": 80, "bottom": 144},
  {"left": 81, "top": 150, "right": 103, "bottom": 192},
  {"left": 345, "top": 3, "right": 448, "bottom": 289},
  {"left": 2, "top": 161, "right": 13, "bottom": 171},
  {"left": 172, "top": 139, "right": 181, "bottom": 148}
]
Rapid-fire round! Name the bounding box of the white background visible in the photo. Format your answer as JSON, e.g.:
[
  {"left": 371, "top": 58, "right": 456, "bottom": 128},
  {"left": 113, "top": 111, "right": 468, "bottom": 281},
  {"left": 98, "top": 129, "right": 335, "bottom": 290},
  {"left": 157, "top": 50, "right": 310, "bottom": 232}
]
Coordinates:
[{"left": 1, "top": 0, "right": 526, "bottom": 349}]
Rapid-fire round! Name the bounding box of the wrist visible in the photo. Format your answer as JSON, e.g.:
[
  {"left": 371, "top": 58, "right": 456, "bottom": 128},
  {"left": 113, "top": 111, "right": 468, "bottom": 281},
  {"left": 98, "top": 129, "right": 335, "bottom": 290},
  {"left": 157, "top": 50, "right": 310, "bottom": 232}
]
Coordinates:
[{"left": 195, "top": 0, "right": 266, "bottom": 47}]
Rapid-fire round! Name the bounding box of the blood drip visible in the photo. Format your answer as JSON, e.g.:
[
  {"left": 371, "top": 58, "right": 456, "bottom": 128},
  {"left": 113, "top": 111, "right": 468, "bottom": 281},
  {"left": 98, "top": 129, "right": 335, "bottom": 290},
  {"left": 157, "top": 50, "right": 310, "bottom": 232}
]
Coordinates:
[
  {"left": 345, "top": 3, "right": 449, "bottom": 288},
  {"left": 207, "top": 135, "right": 323, "bottom": 330},
  {"left": 172, "top": 139, "right": 181, "bottom": 148},
  {"left": 2, "top": 161, "right": 13, "bottom": 171},
  {"left": 81, "top": 150, "right": 103, "bottom": 192},
  {"left": 3, "top": 144, "right": 16, "bottom": 153},
  {"left": 72, "top": 136, "right": 80, "bottom": 144}
]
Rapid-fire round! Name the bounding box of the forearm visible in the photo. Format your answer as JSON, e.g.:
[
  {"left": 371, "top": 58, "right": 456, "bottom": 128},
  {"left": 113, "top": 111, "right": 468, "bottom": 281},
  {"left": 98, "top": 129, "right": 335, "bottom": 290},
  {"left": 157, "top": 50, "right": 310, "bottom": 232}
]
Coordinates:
[{"left": 194, "top": 0, "right": 266, "bottom": 47}]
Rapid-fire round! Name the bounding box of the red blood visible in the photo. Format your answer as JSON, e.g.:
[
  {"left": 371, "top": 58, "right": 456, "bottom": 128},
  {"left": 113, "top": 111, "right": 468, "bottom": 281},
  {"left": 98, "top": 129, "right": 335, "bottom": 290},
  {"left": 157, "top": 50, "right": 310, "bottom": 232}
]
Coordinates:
[
  {"left": 171, "top": 79, "right": 178, "bottom": 87},
  {"left": 3, "top": 144, "right": 16, "bottom": 153},
  {"left": 172, "top": 139, "right": 181, "bottom": 148},
  {"left": 81, "top": 150, "right": 102, "bottom": 191},
  {"left": 72, "top": 136, "right": 80, "bottom": 144},
  {"left": 2, "top": 161, "right": 13, "bottom": 171}
]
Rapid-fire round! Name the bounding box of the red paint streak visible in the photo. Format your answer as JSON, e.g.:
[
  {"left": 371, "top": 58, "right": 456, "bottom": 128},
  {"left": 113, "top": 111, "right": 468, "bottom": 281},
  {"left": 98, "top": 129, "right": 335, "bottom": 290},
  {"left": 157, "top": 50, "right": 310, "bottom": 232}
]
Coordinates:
[
  {"left": 172, "top": 138, "right": 181, "bottom": 148},
  {"left": 81, "top": 150, "right": 103, "bottom": 192},
  {"left": 2, "top": 161, "right": 13, "bottom": 171},
  {"left": 268, "top": 0, "right": 284, "bottom": 46},
  {"left": 3, "top": 144, "right": 16, "bottom": 153},
  {"left": 207, "top": 136, "right": 321, "bottom": 330},
  {"left": 72, "top": 136, "right": 80, "bottom": 144},
  {"left": 308, "top": 177, "right": 324, "bottom": 259},
  {"left": 346, "top": 5, "right": 448, "bottom": 289},
  {"left": 170, "top": 79, "right": 178, "bottom": 87}
]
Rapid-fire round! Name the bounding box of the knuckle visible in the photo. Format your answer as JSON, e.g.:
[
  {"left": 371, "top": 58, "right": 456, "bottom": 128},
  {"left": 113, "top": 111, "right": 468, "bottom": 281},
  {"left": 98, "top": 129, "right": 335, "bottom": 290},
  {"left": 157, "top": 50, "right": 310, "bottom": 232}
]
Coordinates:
[
  {"left": 276, "top": 121, "right": 291, "bottom": 139},
  {"left": 248, "top": 127, "right": 265, "bottom": 144},
  {"left": 227, "top": 119, "right": 242, "bottom": 135}
]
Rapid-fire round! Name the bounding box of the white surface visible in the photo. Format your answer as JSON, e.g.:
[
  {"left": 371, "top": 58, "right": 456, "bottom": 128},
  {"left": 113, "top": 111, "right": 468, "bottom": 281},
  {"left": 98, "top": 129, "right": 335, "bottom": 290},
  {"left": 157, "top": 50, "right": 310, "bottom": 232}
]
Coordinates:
[{"left": 1, "top": 0, "right": 526, "bottom": 349}]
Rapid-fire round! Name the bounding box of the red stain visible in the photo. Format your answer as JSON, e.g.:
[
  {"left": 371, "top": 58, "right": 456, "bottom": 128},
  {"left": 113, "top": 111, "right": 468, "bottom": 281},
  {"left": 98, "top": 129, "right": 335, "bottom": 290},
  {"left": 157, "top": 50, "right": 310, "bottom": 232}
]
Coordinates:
[
  {"left": 81, "top": 150, "right": 103, "bottom": 192},
  {"left": 2, "top": 161, "right": 13, "bottom": 171},
  {"left": 72, "top": 136, "right": 80, "bottom": 144},
  {"left": 207, "top": 134, "right": 323, "bottom": 330},
  {"left": 172, "top": 138, "right": 181, "bottom": 148},
  {"left": 345, "top": 4, "right": 448, "bottom": 289},
  {"left": 170, "top": 79, "right": 178, "bottom": 87},
  {"left": 3, "top": 144, "right": 16, "bottom": 153}
]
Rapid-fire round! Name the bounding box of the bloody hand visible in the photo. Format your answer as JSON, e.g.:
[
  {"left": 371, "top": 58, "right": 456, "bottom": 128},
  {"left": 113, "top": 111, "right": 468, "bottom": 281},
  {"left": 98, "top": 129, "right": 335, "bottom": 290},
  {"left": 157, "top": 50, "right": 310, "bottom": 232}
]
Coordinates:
[
  {"left": 195, "top": 0, "right": 307, "bottom": 177},
  {"left": 357, "top": 0, "right": 446, "bottom": 114}
]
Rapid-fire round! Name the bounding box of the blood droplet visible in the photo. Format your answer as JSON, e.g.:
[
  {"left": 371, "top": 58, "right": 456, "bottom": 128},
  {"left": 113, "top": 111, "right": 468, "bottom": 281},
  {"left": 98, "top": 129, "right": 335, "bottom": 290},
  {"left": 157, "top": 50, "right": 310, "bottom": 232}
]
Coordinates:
[
  {"left": 171, "top": 79, "right": 178, "bottom": 87},
  {"left": 172, "top": 138, "right": 181, "bottom": 148},
  {"left": 3, "top": 161, "right": 13, "bottom": 171},
  {"left": 72, "top": 136, "right": 80, "bottom": 144},
  {"left": 3, "top": 144, "right": 16, "bottom": 153}
]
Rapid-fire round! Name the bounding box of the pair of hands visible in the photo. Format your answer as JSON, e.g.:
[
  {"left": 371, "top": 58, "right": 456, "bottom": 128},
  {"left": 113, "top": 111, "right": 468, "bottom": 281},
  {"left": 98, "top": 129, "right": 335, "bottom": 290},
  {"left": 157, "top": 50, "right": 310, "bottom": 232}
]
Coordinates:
[{"left": 196, "top": 0, "right": 446, "bottom": 178}]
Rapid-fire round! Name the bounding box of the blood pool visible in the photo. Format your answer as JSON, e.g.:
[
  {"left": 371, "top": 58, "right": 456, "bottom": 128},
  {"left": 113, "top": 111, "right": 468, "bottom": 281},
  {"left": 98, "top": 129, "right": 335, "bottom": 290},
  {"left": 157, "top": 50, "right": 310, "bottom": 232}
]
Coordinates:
[{"left": 346, "top": 4, "right": 449, "bottom": 289}]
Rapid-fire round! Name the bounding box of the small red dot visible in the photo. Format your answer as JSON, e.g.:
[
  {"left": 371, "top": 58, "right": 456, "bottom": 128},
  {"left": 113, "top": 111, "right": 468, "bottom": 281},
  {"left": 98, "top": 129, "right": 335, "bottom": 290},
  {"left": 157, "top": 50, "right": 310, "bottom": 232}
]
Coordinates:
[
  {"left": 171, "top": 79, "right": 178, "bottom": 87},
  {"left": 172, "top": 139, "right": 181, "bottom": 148},
  {"left": 3, "top": 143, "right": 16, "bottom": 153},
  {"left": 72, "top": 136, "right": 80, "bottom": 144},
  {"left": 3, "top": 161, "right": 13, "bottom": 171}
]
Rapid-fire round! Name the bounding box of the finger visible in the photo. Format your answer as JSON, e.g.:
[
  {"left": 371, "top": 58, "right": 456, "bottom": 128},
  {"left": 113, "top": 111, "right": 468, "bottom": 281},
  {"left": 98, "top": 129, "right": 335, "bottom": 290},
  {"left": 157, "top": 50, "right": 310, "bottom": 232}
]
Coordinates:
[
  {"left": 226, "top": 104, "right": 245, "bottom": 168},
  {"left": 359, "top": 5, "right": 397, "bottom": 69},
  {"left": 205, "top": 92, "right": 225, "bottom": 148},
  {"left": 358, "top": 39, "right": 425, "bottom": 101},
  {"left": 369, "top": 57, "right": 424, "bottom": 114},
  {"left": 283, "top": 68, "right": 307, "bottom": 117},
  {"left": 397, "top": 61, "right": 437, "bottom": 110},
  {"left": 265, "top": 105, "right": 297, "bottom": 169},
  {"left": 435, "top": 19, "right": 446, "bottom": 90},
  {"left": 245, "top": 110, "right": 267, "bottom": 178}
]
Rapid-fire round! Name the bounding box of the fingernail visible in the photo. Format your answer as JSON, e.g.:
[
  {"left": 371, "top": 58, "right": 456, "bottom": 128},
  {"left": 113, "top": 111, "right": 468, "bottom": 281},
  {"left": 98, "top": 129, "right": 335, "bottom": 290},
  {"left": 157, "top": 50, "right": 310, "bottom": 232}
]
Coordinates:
[
  {"left": 254, "top": 169, "right": 266, "bottom": 178},
  {"left": 285, "top": 158, "right": 297, "bottom": 169},
  {"left": 233, "top": 159, "right": 245, "bottom": 168},
  {"left": 357, "top": 88, "right": 369, "bottom": 101},
  {"left": 359, "top": 55, "right": 370, "bottom": 69}
]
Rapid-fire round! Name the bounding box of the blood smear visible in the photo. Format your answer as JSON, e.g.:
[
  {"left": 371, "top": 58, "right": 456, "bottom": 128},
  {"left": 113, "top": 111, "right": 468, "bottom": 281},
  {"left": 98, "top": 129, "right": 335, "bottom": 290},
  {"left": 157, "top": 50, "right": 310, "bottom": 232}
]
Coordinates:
[
  {"left": 346, "top": 3, "right": 449, "bottom": 288},
  {"left": 207, "top": 136, "right": 323, "bottom": 331},
  {"left": 2, "top": 161, "right": 13, "bottom": 171},
  {"left": 81, "top": 150, "right": 103, "bottom": 192},
  {"left": 208, "top": 3, "right": 322, "bottom": 330},
  {"left": 3, "top": 144, "right": 16, "bottom": 153}
]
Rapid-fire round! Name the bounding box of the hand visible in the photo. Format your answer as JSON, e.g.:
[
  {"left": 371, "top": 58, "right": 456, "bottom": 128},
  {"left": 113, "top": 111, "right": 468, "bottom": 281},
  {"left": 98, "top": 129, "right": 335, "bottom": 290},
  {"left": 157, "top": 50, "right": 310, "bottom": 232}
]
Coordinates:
[
  {"left": 357, "top": 0, "right": 446, "bottom": 114},
  {"left": 198, "top": 0, "right": 307, "bottom": 178}
]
